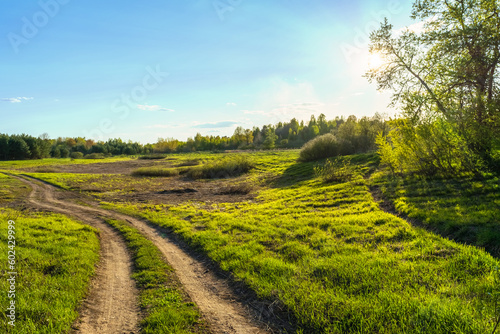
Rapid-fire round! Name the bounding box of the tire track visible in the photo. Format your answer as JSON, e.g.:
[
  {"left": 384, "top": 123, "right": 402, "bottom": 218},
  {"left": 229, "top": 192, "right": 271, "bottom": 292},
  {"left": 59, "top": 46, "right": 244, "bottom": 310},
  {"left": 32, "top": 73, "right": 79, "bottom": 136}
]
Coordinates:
[
  {"left": 19, "top": 176, "right": 141, "bottom": 334},
  {"left": 17, "top": 175, "right": 271, "bottom": 334}
]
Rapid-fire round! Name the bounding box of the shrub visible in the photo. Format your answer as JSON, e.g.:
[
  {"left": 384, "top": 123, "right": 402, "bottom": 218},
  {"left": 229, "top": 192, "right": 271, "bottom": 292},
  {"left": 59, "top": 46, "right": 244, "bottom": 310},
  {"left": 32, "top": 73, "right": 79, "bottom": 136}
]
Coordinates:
[
  {"left": 186, "top": 156, "right": 254, "bottom": 179},
  {"left": 84, "top": 153, "right": 106, "bottom": 159},
  {"left": 314, "top": 157, "right": 362, "bottom": 183},
  {"left": 299, "top": 134, "right": 340, "bottom": 162},
  {"left": 138, "top": 154, "right": 168, "bottom": 160},
  {"left": 376, "top": 119, "right": 481, "bottom": 176},
  {"left": 70, "top": 152, "right": 84, "bottom": 159},
  {"left": 131, "top": 167, "right": 180, "bottom": 177}
]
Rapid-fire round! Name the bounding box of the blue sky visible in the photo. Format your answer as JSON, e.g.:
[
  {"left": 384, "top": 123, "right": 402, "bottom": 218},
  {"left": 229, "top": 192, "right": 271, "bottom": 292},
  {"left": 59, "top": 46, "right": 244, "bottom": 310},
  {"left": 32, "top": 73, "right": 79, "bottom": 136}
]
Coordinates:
[{"left": 0, "top": 0, "right": 415, "bottom": 143}]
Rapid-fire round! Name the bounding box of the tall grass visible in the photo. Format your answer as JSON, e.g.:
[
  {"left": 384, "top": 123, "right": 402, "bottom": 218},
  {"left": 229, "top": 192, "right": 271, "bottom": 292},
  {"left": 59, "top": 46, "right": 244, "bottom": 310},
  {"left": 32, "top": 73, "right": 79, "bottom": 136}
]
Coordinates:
[{"left": 186, "top": 156, "right": 254, "bottom": 179}]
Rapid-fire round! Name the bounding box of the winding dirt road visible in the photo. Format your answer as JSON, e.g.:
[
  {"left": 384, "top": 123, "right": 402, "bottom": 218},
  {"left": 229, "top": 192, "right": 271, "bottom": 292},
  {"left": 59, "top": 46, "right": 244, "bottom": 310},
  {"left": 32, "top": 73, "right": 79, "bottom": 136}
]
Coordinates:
[
  {"left": 22, "top": 176, "right": 140, "bottom": 334},
  {"left": 17, "top": 175, "right": 271, "bottom": 334}
]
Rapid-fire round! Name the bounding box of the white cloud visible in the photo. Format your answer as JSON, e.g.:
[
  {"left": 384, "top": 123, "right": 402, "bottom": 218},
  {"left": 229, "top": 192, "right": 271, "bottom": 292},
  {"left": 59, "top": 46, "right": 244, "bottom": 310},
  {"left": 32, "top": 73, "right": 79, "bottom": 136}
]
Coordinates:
[
  {"left": 143, "top": 124, "right": 184, "bottom": 129},
  {"left": 2, "top": 97, "right": 33, "bottom": 103},
  {"left": 137, "top": 104, "right": 175, "bottom": 112},
  {"left": 395, "top": 16, "right": 438, "bottom": 36},
  {"left": 226, "top": 102, "right": 237, "bottom": 106},
  {"left": 192, "top": 121, "right": 239, "bottom": 129}
]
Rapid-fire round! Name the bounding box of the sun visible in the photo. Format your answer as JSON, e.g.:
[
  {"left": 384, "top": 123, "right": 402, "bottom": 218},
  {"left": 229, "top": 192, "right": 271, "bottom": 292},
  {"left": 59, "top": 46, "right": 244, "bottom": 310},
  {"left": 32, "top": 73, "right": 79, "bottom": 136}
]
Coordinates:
[{"left": 368, "top": 52, "right": 385, "bottom": 70}]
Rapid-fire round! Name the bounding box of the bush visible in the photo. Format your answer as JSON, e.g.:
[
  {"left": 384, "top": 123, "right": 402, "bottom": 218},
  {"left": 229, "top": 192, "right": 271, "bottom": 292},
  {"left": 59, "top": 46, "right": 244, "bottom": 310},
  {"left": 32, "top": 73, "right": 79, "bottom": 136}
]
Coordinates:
[
  {"left": 377, "top": 119, "right": 481, "bottom": 176},
  {"left": 84, "top": 153, "right": 106, "bottom": 159},
  {"left": 70, "top": 152, "right": 84, "bottom": 159},
  {"left": 131, "top": 167, "right": 180, "bottom": 177},
  {"left": 299, "top": 134, "right": 340, "bottom": 162},
  {"left": 186, "top": 156, "right": 254, "bottom": 179},
  {"left": 314, "top": 157, "right": 362, "bottom": 183},
  {"left": 138, "top": 154, "right": 168, "bottom": 160}
]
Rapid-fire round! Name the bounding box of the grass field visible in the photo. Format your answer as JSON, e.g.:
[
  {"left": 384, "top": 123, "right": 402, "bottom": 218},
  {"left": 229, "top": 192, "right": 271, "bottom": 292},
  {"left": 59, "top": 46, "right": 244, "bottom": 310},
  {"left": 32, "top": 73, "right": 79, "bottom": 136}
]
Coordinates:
[
  {"left": 98, "top": 153, "right": 499, "bottom": 333},
  {"left": 2, "top": 152, "right": 500, "bottom": 333},
  {"left": 0, "top": 208, "right": 99, "bottom": 333}
]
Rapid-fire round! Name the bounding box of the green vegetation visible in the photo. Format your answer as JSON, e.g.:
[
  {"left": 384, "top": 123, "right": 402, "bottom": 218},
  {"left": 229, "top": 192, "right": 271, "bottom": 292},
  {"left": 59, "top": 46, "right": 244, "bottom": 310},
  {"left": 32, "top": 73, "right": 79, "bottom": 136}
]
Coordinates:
[
  {"left": 367, "top": 0, "right": 500, "bottom": 174},
  {"left": 8, "top": 150, "right": 500, "bottom": 332},
  {"left": 371, "top": 171, "right": 500, "bottom": 257},
  {"left": 185, "top": 155, "right": 254, "bottom": 179},
  {"left": 0, "top": 173, "right": 31, "bottom": 206},
  {"left": 105, "top": 219, "right": 205, "bottom": 334},
  {"left": 314, "top": 157, "right": 362, "bottom": 183},
  {"left": 0, "top": 208, "right": 99, "bottom": 333},
  {"left": 98, "top": 153, "right": 499, "bottom": 333},
  {"left": 0, "top": 156, "right": 133, "bottom": 170}
]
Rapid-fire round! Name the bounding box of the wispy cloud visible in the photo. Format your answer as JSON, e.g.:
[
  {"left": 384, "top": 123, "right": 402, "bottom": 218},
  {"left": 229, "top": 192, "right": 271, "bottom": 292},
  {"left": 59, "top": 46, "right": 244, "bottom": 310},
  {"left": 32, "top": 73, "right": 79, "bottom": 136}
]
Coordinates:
[
  {"left": 395, "top": 16, "right": 437, "bottom": 36},
  {"left": 2, "top": 97, "right": 33, "bottom": 103},
  {"left": 193, "top": 121, "right": 238, "bottom": 129},
  {"left": 226, "top": 102, "right": 237, "bottom": 106},
  {"left": 143, "top": 124, "right": 184, "bottom": 129},
  {"left": 137, "top": 104, "right": 175, "bottom": 112}
]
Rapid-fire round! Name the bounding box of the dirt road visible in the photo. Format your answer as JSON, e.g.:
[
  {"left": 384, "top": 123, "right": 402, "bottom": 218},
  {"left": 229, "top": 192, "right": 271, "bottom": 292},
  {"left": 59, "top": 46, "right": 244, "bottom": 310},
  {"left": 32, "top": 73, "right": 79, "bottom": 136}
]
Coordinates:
[
  {"left": 17, "top": 175, "right": 271, "bottom": 334},
  {"left": 22, "top": 176, "right": 140, "bottom": 334}
]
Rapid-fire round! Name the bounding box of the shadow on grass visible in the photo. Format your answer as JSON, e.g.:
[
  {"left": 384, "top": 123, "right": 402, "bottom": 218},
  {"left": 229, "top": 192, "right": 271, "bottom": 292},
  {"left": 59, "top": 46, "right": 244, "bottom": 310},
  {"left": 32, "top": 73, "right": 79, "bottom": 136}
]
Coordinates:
[
  {"left": 374, "top": 173, "right": 500, "bottom": 258},
  {"left": 273, "top": 153, "right": 380, "bottom": 188}
]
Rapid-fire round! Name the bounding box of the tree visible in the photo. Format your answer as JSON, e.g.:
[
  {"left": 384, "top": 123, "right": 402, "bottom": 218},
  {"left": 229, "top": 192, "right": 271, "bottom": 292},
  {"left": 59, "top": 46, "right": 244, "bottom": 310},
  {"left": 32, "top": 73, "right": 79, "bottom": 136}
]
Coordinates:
[
  {"left": 263, "top": 126, "right": 278, "bottom": 149},
  {"left": 366, "top": 0, "right": 500, "bottom": 168},
  {"left": 8, "top": 136, "right": 31, "bottom": 160}
]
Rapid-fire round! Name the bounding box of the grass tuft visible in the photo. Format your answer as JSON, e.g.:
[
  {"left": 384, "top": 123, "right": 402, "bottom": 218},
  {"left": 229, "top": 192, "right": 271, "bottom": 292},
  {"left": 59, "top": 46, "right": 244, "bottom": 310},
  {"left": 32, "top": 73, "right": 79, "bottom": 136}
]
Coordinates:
[{"left": 186, "top": 156, "right": 254, "bottom": 179}]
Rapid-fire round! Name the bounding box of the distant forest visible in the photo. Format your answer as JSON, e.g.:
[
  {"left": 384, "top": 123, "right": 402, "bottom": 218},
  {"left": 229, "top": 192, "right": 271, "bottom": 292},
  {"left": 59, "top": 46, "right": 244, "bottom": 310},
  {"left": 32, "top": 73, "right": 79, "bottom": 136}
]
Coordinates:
[{"left": 0, "top": 113, "right": 387, "bottom": 160}]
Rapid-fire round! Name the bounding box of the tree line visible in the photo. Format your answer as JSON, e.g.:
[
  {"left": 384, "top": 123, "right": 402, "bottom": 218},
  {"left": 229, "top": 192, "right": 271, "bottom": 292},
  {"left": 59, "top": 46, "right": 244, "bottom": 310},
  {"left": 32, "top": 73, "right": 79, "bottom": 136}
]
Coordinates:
[{"left": 0, "top": 113, "right": 387, "bottom": 160}]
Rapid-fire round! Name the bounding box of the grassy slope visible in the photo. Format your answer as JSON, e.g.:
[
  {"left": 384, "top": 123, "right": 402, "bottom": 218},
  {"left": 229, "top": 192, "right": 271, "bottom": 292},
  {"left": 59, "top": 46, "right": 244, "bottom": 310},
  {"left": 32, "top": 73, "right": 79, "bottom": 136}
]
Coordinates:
[
  {"left": 371, "top": 171, "right": 500, "bottom": 257},
  {"left": 105, "top": 219, "right": 206, "bottom": 334},
  {"left": 98, "top": 152, "right": 499, "bottom": 333},
  {"left": 0, "top": 208, "right": 99, "bottom": 333}
]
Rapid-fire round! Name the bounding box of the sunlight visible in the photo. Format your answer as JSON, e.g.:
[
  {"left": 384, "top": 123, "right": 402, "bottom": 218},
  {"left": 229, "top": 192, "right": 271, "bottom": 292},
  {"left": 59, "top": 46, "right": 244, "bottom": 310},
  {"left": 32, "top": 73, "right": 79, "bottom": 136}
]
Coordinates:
[{"left": 367, "top": 52, "right": 385, "bottom": 70}]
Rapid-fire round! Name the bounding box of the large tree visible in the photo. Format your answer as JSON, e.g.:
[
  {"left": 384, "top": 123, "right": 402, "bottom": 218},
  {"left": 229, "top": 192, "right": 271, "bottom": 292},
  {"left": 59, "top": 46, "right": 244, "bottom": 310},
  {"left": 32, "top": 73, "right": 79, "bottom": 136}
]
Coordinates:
[{"left": 366, "top": 0, "right": 500, "bottom": 166}]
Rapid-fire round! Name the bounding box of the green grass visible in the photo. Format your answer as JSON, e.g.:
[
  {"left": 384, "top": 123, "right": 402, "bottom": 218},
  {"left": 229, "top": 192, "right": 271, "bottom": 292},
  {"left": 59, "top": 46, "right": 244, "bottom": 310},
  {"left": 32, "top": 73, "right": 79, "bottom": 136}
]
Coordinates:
[
  {"left": 185, "top": 155, "right": 255, "bottom": 179},
  {"left": 101, "top": 156, "right": 500, "bottom": 333},
  {"left": 0, "top": 173, "right": 31, "bottom": 206},
  {"left": 10, "top": 151, "right": 500, "bottom": 332},
  {"left": 0, "top": 156, "right": 134, "bottom": 170},
  {"left": 105, "top": 219, "right": 205, "bottom": 334},
  {"left": 0, "top": 208, "right": 100, "bottom": 333},
  {"left": 371, "top": 171, "right": 500, "bottom": 257}
]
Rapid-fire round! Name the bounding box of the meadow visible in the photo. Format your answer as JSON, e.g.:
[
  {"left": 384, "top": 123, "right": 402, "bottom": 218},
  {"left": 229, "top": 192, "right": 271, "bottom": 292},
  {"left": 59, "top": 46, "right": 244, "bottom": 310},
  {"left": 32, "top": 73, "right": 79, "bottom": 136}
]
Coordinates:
[{"left": 2, "top": 151, "right": 500, "bottom": 333}]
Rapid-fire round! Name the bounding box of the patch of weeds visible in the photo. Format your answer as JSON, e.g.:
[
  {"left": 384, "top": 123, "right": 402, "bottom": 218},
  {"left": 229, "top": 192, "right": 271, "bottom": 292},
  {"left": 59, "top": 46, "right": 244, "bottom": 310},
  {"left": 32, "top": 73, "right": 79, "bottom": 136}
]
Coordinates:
[{"left": 186, "top": 156, "right": 254, "bottom": 179}]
